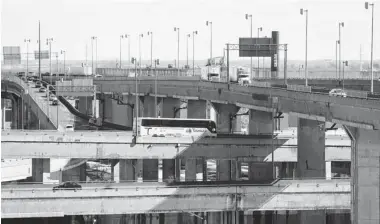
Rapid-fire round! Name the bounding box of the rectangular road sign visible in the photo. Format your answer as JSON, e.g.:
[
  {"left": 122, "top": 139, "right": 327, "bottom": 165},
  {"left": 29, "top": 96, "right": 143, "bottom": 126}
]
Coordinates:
[
  {"left": 34, "top": 50, "right": 50, "bottom": 59},
  {"left": 239, "top": 38, "right": 276, "bottom": 57},
  {"left": 3, "top": 46, "right": 21, "bottom": 64}
]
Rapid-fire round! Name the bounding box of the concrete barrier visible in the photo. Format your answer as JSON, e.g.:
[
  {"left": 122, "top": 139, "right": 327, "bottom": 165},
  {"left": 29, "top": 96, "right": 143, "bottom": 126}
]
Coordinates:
[
  {"left": 287, "top": 84, "right": 311, "bottom": 93},
  {"left": 251, "top": 81, "right": 271, "bottom": 88}
]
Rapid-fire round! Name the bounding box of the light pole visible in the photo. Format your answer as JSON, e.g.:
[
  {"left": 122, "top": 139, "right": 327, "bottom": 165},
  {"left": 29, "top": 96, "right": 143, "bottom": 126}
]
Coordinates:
[
  {"left": 120, "top": 34, "right": 127, "bottom": 69},
  {"left": 336, "top": 40, "right": 339, "bottom": 80},
  {"left": 342, "top": 61, "right": 348, "bottom": 90},
  {"left": 127, "top": 34, "right": 131, "bottom": 75},
  {"left": 147, "top": 31, "right": 153, "bottom": 69},
  {"left": 46, "top": 38, "right": 53, "bottom": 84},
  {"left": 192, "top": 31, "right": 198, "bottom": 76},
  {"left": 61, "top": 50, "right": 66, "bottom": 80},
  {"left": 245, "top": 14, "right": 252, "bottom": 76},
  {"left": 154, "top": 59, "right": 160, "bottom": 117},
  {"left": 206, "top": 21, "right": 213, "bottom": 62},
  {"left": 174, "top": 27, "right": 180, "bottom": 76},
  {"left": 186, "top": 34, "right": 190, "bottom": 68},
  {"left": 365, "top": 2, "right": 375, "bottom": 93},
  {"left": 300, "top": 8, "right": 308, "bottom": 86},
  {"left": 91, "top": 36, "right": 97, "bottom": 75},
  {"left": 131, "top": 57, "right": 138, "bottom": 136},
  {"left": 338, "top": 22, "right": 344, "bottom": 81},
  {"left": 24, "top": 39, "right": 31, "bottom": 80},
  {"left": 257, "top": 27, "right": 262, "bottom": 78},
  {"left": 139, "top": 34, "right": 143, "bottom": 72}
]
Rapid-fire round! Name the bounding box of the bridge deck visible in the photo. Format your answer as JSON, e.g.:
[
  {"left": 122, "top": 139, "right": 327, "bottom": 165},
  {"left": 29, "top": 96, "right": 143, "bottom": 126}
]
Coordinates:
[{"left": 1, "top": 179, "right": 350, "bottom": 218}]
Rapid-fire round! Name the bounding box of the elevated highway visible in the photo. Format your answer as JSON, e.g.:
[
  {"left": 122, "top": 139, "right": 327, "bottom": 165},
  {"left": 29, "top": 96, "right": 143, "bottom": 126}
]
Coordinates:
[
  {"left": 1, "top": 179, "right": 350, "bottom": 218},
  {"left": 1, "top": 130, "right": 350, "bottom": 160},
  {"left": 94, "top": 76, "right": 380, "bottom": 130}
]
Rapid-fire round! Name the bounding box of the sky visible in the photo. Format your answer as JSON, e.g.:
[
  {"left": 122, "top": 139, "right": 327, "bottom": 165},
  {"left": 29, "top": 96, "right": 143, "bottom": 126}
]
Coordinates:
[{"left": 1, "top": 0, "right": 379, "bottom": 62}]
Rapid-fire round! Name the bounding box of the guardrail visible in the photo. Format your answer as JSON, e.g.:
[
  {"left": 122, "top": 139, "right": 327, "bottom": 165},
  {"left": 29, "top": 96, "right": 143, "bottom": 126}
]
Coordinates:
[
  {"left": 286, "top": 84, "right": 312, "bottom": 93},
  {"left": 1, "top": 74, "right": 57, "bottom": 128}
]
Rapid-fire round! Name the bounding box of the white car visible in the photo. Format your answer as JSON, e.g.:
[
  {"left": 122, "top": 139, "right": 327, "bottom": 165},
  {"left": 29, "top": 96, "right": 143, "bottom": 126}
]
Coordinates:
[
  {"left": 329, "top": 88, "right": 347, "bottom": 97},
  {"left": 94, "top": 74, "right": 103, "bottom": 78},
  {"left": 65, "top": 124, "right": 74, "bottom": 131}
]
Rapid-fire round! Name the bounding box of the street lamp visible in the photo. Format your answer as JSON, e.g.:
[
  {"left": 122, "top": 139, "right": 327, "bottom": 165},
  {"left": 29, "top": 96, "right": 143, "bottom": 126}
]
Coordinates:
[
  {"left": 61, "top": 50, "right": 66, "bottom": 80},
  {"left": 245, "top": 14, "right": 252, "bottom": 76},
  {"left": 206, "top": 21, "right": 213, "bottom": 61},
  {"left": 147, "top": 32, "right": 153, "bottom": 69},
  {"left": 24, "top": 39, "right": 31, "bottom": 80},
  {"left": 154, "top": 58, "right": 160, "bottom": 117},
  {"left": 120, "top": 34, "right": 127, "bottom": 69},
  {"left": 300, "top": 8, "right": 308, "bottom": 86},
  {"left": 186, "top": 34, "right": 190, "bottom": 69},
  {"left": 336, "top": 40, "right": 340, "bottom": 80},
  {"left": 342, "top": 61, "right": 348, "bottom": 90},
  {"left": 91, "top": 36, "right": 97, "bottom": 75},
  {"left": 257, "top": 27, "right": 262, "bottom": 78},
  {"left": 131, "top": 57, "right": 138, "bottom": 136},
  {"left": 365, "top": 2, "right": 375, "bottom": 93},
  {"left": 192, "top": 31, "right": 198, "bottom": 76},
  {"left": 338, "top": 22, "right": 344, "bottom": 81},
  {"left": 46, "top": 38, "right": 53, "bottom": 84},
  {"left": 174, "top": 27, "right": 180, "bottom": 76}
]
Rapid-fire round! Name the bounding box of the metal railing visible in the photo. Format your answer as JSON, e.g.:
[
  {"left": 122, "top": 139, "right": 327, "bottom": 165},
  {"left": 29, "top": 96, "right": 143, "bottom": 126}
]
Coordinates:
[{"left": 2, "top": 73, "right": 57, "bottom": 128}]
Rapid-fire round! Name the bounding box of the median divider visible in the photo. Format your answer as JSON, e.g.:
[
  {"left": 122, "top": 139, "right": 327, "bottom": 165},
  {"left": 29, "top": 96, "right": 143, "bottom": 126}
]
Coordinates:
[
  {"left": 250, "top": 81, "right": 271, "bottom": 88},
  {"left": 286, "top": 84, "right": 311, "bottom": 93}
]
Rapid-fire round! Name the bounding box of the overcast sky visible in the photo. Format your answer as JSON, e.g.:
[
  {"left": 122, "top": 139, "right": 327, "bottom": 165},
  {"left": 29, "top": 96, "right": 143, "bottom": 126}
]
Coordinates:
[{"left": 1, "top": 0, "right": 379, "bottom": 62}]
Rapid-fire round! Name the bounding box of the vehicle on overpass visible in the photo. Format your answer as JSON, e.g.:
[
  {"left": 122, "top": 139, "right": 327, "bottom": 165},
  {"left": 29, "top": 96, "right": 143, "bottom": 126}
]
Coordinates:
[
  {"left": 134, "top": 118, "right": 217, "bottom": 137},
  {"left": 65, "top": 124, "right": 74, "bottom": 131},
  {"left": 38, "top": 87, "right": 46, "bottom": 93},
  {"left": 329, "top": 88, "right": 347, "bottom": 97},
  {"left": 35, "top": 81, "right": 42, "bottom": 88},
  {"left": 53, "top": 182, "right": 82, "bottom": 191}
]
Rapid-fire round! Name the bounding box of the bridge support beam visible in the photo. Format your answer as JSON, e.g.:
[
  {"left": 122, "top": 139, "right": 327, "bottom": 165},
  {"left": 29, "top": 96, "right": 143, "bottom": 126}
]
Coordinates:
[
  {"left": 346, "top": 127, "right": 380, "bottom": 224},
  {"left": 31, "top": 158, "right": 50, "bottom": 183},
  {"left": 297, "top": 118, "right": 326, "bottom": 178},
  {"left": 187, "top": 99, "right": 207, "bottom": 181},
  {"left": 143, "top": 96, "right": 157, "bottom": 117},
  {"left": 297, "top": 210, "right": 326, "bottom": 224}
]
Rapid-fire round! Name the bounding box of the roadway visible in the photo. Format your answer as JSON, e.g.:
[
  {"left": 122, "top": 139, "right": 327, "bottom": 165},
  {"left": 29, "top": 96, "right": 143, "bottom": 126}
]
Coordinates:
[
  {"left": 1, "top": 130, "right": 351, "bottom": 160},
  {"left": 94, "top": 76, "right": 380, "bottom": 130},
  {"left": 1, "top": 179, "right": 350, "bottom": 218}
]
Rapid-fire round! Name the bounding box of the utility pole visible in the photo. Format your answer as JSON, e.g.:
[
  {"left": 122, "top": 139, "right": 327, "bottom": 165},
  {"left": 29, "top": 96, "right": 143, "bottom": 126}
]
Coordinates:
[
  {"left": 24, "top": 39, "right": 31, "bottom": 80},
  {"left": 46, "top": 38, "right": 53, "bottom": 84},
  {"left": 192, "top": 31, "right": 198, "bottom": 76},
  {"left": 174, "top": 27, "right": 180, "bottom": 76},
  {"left": 38, "top": 21, "right": 41, "bottom": 80}
]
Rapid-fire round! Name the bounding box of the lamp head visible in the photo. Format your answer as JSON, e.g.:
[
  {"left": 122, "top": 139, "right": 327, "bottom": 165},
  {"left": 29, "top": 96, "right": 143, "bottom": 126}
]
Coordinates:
[
  {"left": 340, "top": 22, "right": 344, "bottom": 27},
  {"left": 174, "top": 27, "right": 177, "bottom": 31},
  {"left": 194, "top": 31, "right": 198, "bottom": 35},
  {"left": 259, "top": 27, "right": 262, "bottom": 31},
  {"left": 365, "top": 2, "right": 369, "bottom": 9},
  {"left": 245, "top": 14, "right": 248, "bottom": 19},
  {"left": 300, "top": 8, "right": 303, "bottom": 15},
  {"left": 156, "top": 59, "right": 160, "bottom": 65}
]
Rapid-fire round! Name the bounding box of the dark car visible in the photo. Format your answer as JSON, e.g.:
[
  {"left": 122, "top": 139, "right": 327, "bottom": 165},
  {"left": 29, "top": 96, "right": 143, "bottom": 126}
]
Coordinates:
[
  {"left": 53, "top": 182, "right": 82, "bottom": 191},
  {"left": 52, "top": 99, "right": 59, "bottom": 105},
  {"left": 35, "top": 82, "right": 42, "bottom": 88}
]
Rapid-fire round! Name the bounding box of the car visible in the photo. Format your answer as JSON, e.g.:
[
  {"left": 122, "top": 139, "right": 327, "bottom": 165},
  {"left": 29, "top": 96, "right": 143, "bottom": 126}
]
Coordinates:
[
  {"left": 52, "top": 99, "right": 59, "bottom": 105},
  {"left": 329, "top": 88, "right": 347, "bottom": 97},
  {"left": 35, "top": 82, "right": 42, "bottom": 88},
  {"left": 65, "top": 124, "right": 74, "bottom": 131},
  {"left": 53, "top": 182, "right": 82, "bottom": 191},
  {"left": 39, "top": 87, "right": 46, "bottom": 92},
  {"left": 94, "top": 74, "right": 103, "bottom": 78}
]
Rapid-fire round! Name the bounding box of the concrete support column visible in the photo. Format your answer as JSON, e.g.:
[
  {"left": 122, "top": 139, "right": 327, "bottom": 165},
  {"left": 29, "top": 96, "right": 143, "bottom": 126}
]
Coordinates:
[
  {"left": 32, "top": 158, "right": 50, "bottom": 182},
  {"left": 78, "top": 96, "right": 93, "bottom": 116},
  {"left": 185, "top": 158, "right": 197, "bottom": 181},
  {"left": 212, "top": 103, "right": 240, "bottom": 133},
  {"left": 288, "top": 114, "right": 298, "bottom": 128},
  {"left": 297, "top": 118, "right": 326, "bottom": 178},
  {"left": 143, "top": 96, "right": 157, "bottom": 117},
  {"left": 187, "top": 100, "right": 207, "bottom": 118},
  {"left": 346, "top": 127, "right": 380, "bottom": 224},
  {"left": 298, "top": 210, "right": 326, "bottom": 224},
  {"left": 162, "top": 159, "right": 175, "bottom": 182},
  {"left": 1, "top": 98, "right": 5, "bottom": 129},
  {"left": 11, "top": 98, "right": 17, "bottom": 129},
  {"left": 187, "top": 99, "right": 208, "bottom": 181},
  {"left": 252, "top": 211, "right": 262, "bottom": 224},
  {"left": 216, "top": 160, "right": 236, "bottom": 181},
  {"left": 208, "top": 212, "right": 221, "bottom": 224},
  {"left": 62, "top": 163, "right": 86, "bottom": 182},
  {"left": 119, "top": 159, "right": 136, "bottom": 182},
  {"left": 143, "top": 159, "right": 158, "bottom": 181},
  {"left": 161, "top": 97, "right": 181, "bottom": 118},
  {"left": 248, "top": 109, "right": 273, "bottom": 135},
  {"left": 248, "top": 162, "right": 273, "bottom": 182}
]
